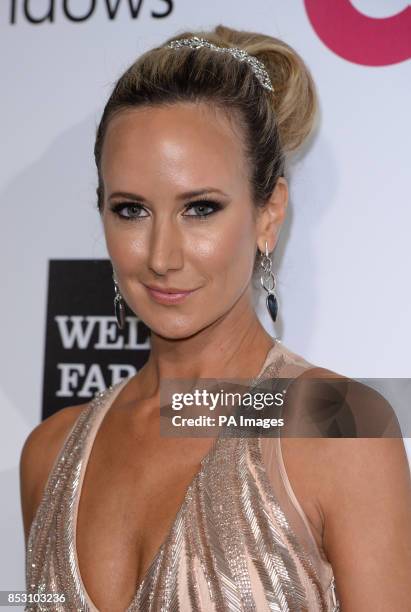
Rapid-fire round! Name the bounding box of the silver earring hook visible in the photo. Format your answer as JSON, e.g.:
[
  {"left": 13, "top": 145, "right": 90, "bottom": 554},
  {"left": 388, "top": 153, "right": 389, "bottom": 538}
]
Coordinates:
[{"left": 260, "top": 241, "right": 275, "bottom": 293}]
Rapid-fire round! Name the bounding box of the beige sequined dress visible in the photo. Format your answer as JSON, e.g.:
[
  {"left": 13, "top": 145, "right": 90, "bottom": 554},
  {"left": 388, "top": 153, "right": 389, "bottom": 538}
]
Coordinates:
[{"left": 25, "top": 340, "right": 341, "bottom": 611}]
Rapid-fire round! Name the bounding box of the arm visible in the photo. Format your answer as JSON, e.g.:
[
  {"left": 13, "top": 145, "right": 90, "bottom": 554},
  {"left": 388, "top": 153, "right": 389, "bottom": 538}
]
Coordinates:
[
  {"left": 319, "top": 436, "right": 411, "bottom": 610},
  {"left": 19, "top": 404, "right": 88, "bottom": 546}
]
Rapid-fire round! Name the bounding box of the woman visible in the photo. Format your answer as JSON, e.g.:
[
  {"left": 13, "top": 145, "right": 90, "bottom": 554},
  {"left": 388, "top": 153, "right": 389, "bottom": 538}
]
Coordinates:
[{"left": 20, "top": 25, "right": 411, "bottom": 611}]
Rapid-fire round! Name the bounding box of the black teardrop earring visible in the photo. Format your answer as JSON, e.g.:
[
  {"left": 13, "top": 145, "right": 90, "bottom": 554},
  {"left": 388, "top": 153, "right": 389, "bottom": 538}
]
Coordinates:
[
  {"left": 260, "top": 240, "right": 279, "bottom": 323},
  {"left": 112, "top": 273, "right": 125, "bottom": 330}
]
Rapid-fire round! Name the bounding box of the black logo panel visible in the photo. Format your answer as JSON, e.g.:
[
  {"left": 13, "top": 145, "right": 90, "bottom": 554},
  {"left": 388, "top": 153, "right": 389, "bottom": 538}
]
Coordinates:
[{"left": 42, "top": 259, "right": 150, "bottom": 419}]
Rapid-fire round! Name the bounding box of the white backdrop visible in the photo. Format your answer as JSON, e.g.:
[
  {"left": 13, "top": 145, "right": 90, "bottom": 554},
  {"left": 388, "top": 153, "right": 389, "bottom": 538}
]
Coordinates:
[{"left": 1, "top": 0, "right": 410, "bottom": 599}]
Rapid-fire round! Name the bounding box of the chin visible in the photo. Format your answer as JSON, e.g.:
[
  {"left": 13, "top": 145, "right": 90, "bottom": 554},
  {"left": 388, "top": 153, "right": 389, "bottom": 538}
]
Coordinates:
[
  {"left": 145, "top": 317, "right": 211, "bottom": 341},
  {"left": 150, "top": 328, "right": 200, "bottom": 342}
]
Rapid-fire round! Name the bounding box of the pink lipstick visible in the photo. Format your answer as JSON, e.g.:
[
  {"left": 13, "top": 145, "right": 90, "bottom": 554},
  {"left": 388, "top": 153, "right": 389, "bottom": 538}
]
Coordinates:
[{"left": 143, "top": 284, "right": 197, "bottom": 304}]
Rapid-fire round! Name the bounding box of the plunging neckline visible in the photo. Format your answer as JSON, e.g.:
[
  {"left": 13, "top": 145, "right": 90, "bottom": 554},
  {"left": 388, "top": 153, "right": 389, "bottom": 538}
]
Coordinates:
[{"left": 72, "top": 340, "right": 279, "bottom": 611}]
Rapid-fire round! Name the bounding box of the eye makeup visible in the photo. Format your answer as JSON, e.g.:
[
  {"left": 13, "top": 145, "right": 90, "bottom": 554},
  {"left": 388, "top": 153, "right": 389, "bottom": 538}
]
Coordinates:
[{"left": 110, "top": 199, "right": 225, "bottom": 221}]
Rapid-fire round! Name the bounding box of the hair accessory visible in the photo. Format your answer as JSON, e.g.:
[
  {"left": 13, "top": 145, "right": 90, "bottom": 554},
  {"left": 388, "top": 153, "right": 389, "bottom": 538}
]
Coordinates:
[
  {"left": 166, "top": 36, "right": 274, "bottom": 93},
  {"left": 113, "top": 273, "right": 125, "bottom": 330},
  {"left": 260, "top": 240, "right": 279, "bottom": 322}
]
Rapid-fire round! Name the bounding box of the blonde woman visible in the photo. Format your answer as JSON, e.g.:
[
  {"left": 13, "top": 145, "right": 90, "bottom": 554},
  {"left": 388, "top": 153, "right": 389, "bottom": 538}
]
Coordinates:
[{"left": 20, "top": 25, "right": 411, "bottom": 611}]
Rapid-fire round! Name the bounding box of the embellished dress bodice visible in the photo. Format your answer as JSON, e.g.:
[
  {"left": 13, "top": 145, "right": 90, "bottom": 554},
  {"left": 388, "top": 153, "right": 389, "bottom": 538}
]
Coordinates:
[{"left": 26, "top": 341, "right": 341, "bottom": 611}]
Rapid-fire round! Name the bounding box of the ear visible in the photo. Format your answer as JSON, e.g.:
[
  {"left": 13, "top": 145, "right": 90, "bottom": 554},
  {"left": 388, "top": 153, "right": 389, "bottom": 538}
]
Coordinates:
[{"left": 255, "top": 177, "right": 288, "bottom": 252}]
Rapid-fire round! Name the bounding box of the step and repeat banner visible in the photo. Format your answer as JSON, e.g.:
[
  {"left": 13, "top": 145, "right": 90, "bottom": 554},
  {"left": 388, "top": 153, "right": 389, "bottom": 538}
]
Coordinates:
[{"left": 1, "top": 0, "right": 410, "bottom": 595}]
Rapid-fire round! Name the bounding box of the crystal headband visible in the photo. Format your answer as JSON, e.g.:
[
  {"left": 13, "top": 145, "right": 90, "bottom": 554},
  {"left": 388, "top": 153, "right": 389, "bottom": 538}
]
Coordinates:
[{"left": 166, "top": 36, "right": 274, "bottom": 93}]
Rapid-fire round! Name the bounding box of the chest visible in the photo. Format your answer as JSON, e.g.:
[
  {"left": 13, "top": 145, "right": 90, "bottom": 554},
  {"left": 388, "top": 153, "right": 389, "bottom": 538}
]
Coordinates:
[{"left": 75, "top": 424, "right": 216, "bottom": 611}]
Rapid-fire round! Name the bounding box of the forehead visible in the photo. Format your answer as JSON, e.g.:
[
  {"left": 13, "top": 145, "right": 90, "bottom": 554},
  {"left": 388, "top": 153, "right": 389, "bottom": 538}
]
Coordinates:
[{"left": 100, "top": 102, "right": 249, "bottom": 192}]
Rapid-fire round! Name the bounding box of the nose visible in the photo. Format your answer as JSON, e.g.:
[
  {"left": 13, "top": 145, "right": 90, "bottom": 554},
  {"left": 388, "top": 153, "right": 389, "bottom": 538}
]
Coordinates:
[{"left": 147, "top": 217, "right": 184, "bottom": 276}]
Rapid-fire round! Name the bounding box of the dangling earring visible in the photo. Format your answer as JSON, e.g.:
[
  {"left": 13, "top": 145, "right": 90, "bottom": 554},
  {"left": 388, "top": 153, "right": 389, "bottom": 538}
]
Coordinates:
[
  {"left": 112, "top": 273, "right": 125, "bottom": 330},
  {"left": 260, "top": 240, "right": 279, "bottom": 322}
]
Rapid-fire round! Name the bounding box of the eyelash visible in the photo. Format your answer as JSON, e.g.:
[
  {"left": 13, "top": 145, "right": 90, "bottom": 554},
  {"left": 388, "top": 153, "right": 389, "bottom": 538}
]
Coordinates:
[{"left": 110, "top": 199, "right": 223, "bottom": 221}]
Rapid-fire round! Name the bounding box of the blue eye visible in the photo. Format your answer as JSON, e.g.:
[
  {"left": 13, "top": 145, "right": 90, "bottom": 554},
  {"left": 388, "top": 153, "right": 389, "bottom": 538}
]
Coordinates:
[
  {"left": 111, "top": 203, "right": 148, "bottom": 220},
  {"left": 183, "top": 200, "right": 223, "bottom": 219}
]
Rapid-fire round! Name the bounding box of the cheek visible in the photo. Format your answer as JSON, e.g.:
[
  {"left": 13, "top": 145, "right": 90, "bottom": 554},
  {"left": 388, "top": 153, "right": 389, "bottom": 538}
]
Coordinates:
[
  {"left": 103, "top": 221, "right": 146, "bottom": 272},
  {"left": 188, "top": 215, "right": 256, "bottom": 286}
]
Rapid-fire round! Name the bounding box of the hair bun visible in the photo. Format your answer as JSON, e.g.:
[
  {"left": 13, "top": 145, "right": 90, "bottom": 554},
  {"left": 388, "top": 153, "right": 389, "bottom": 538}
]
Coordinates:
[{"left": 212, "top": 25, "right": 318, "bottom": 156}]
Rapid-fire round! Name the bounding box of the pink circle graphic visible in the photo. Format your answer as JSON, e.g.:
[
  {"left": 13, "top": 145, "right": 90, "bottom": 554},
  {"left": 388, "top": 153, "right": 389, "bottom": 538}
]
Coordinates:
[{"left": 304, "top": 0, "right": 411, "bottom": 66}]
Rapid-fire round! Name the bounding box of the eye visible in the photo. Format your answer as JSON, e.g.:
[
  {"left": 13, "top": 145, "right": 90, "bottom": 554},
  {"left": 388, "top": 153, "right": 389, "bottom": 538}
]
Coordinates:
[
  {"left": 110, "top": 202, "right": 148, "bottom": 220},
  {"left": 110, "top": 199, "right": 224, "bottom": 221},
  {"left": 183, "top": 200, "right": 223, "bottom": 219}
]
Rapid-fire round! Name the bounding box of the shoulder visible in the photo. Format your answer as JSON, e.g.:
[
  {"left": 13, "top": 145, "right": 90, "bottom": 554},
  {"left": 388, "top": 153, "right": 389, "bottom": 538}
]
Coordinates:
[
  {"left": 19, "top": 402, "right": 90, "bottom": 544},
  {"left": 279, "top": 355, "right": 401, "bottom": 438},
  {"left": 302, "top": 367, "right": 410, "bottom": 519},
  {"left": 282, "top": 361, "right": 406, "bottom": 482},
  {"left": 292, "top": 364, "right": 410, "bottom": 496}
]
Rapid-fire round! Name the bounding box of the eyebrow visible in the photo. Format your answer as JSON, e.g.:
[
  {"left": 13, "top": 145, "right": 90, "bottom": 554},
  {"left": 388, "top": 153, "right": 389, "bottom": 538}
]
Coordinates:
[{"left": 108, "top": 188, "right": 230, "bottom": 202}]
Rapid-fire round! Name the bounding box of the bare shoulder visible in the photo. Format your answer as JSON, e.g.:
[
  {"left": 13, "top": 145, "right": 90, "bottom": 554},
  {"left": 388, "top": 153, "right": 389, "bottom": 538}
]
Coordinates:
[
  {"left": 282, "top": 362, "right": 408, "bottom": 481},
  {"left": 19, "top": 402, "right": 90, "bottom": 545},
  {"left": 286, "top": 363, "right": 410, "bottom": 509}
]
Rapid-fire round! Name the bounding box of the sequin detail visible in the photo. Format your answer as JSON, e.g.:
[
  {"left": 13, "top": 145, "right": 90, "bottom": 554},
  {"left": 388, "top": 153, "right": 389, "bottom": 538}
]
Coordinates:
[{"left": 26, "top": 344, "right": 341, "bottom": 611}]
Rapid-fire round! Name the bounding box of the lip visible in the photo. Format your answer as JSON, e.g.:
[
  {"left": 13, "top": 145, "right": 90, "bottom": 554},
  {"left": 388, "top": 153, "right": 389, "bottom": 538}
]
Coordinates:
[
  {"left": 143, "top": 284, "right": 198, "bottom": 304},
  {"left": 145, "top": 284, "right": 195, "bottom": 294}
]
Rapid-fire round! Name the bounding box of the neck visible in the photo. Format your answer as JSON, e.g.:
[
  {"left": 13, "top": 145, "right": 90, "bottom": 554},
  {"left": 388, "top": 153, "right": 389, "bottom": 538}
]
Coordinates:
[{"left": 132, "top": 289, "right": 276, "bottom": 401}]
